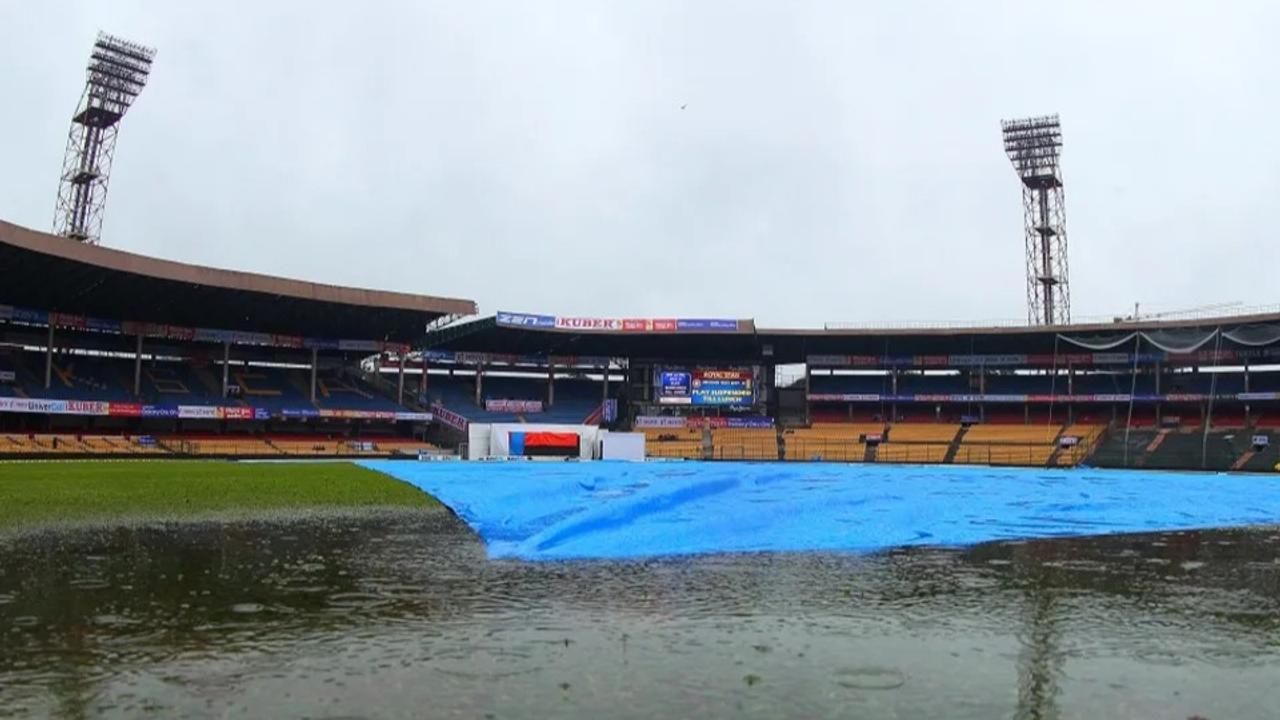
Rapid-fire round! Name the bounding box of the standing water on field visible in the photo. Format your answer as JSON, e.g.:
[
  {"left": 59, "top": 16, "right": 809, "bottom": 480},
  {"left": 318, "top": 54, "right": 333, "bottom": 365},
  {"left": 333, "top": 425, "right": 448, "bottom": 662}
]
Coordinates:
[{"left": 1, "top": 507, "right": 1279, "bottom": 718}]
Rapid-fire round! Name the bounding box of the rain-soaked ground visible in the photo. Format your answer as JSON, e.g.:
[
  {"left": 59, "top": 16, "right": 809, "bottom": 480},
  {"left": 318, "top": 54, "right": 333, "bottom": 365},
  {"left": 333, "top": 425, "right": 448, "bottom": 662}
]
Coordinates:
[{"left": 1, "top": 509, "right": 1278, "bottom": 719}]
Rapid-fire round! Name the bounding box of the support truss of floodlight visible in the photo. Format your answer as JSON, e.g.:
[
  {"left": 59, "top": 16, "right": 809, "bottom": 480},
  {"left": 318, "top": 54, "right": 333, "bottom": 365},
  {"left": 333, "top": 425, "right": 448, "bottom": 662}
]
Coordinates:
[
  {"left": 1002, "top": 114, "right": 1071, "bottom": 326},
  {"left": 53, "top": 32, "right": 156, "bottom": 245}
]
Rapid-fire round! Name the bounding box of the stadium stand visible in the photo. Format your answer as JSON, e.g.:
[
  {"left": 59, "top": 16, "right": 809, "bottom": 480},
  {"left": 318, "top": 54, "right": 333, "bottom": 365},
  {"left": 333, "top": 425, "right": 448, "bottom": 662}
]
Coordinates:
[
  {"left": 642, "top": 426, "right": 704, "bottom": 460},
  {"left": 0, "top": 431, "right": 439, "bottom": 459},
  {"left": 425, "top": 374, "right": 607, "bottom": 425},
  {"left": 710, "top": 428, "right": 778, "bottom": 460},
  {"left": 885, "top": 424, "right": 962, "bottom": 443},
  {"left": 7, "top": 215, "right": 1280, "bottom": 470},
  {"left": 782, "top": 423, "right": 883, "bottom": 462}
]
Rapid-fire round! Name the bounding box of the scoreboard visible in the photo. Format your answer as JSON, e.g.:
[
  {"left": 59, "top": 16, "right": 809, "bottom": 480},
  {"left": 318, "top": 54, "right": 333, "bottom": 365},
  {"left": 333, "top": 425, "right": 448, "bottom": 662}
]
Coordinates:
[{"left": 656, "top": 368, "right": 754, "bottom": 406}]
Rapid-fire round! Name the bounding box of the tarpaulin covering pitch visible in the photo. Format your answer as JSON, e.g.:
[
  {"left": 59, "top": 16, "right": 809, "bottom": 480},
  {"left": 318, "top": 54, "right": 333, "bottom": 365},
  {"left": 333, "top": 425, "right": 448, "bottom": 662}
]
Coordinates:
[{"left": 360, "top": 461, "right": 1280, "bottom": 561}]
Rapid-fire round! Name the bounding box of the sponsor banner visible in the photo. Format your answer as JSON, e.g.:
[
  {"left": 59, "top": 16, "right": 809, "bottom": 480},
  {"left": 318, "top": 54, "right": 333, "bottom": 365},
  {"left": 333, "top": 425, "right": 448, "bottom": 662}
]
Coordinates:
[
  {"left": 0, "top": 304, "right": 12, "bottom": 321},
  {"left": 807, "top": 355, "right": 851, "bottom": 367},
  {"left": 1025, "top": 394, "right": 1059, "bottom": 403},
  {"left": 634, "top": 415, "right": 774, "bottom": 429},
  {"left": 1089, "top": 394, "right": 1131, "bottom": 403},
  {"left": 455, "top": 351, "right": 490, "bottom": 366},
  {"left": 138, "top": 402, "right": 260, "bottom": 419},
  {"left": 808, "top": 393, "right": 881, "bottom": 402},
  {"left": 634, "top": 416, "right": 687, "bottom": 429},
  {"left": 13, "top": 308, "right": 48, "bottom": 324},
  {"left": 0, "top": 397, "right": 106, "bottom": 416},
  {"left": 718, "top": 416, "right": 774, "bottom": 429},
  {"left": 317, "top": 409, "right": 396, "bottom": 420},
  {"left": 108, "top": 402, "right": 143, "bottom": 417},
  {"left": 1059, "top": 436, "right": 1081, "bottom": 448},
  {"left": 1239, "top": 392, "right": 1280, "bottom": 401},
  {"left": 142, "top": 405, "right": 179, "bottom": 418},
  {"left": 0, "top": 398, "right": 64, "bottom": 414},
  {"left": 304, "top": 338, "right": 341, "bottom": 350},
  {"left": 948, "top": 354, "right": 1027, "bottom": 367},
  {"left": 675, "top": 319, "right": 739, "bottom": 332},
  {"left": 0, "top": 370, "right": 14, "bottom": 382},
  {"left": 684, "top": 416, "right": 775, "bottom": 429},
  {"left": 166, "top": 325, "right": 196, "bottom": 341},
  {"left": 178, "top": 405, "right": 221, "bottom": 419},
  {"left": 495, "top": 311, "right": 557, "bottom": 328},
  {"left": 983, "top": 394, "right": 1029, "bottom": 403},
  {"left": 87, "top": 317, "right": 123, "bottom": 333},
  {"left": 652, "top": 319, "right": 677, "bottom": 332},
  {"left": 485, "top": 399, "right": 544, "bottom": 413},
  {"left": 339, "top": 339, "right": 381, "bottom": 352},
  {"left": 65, "top": 400, "right": 109, "bottom": 416},
  {"left": 1092, "top": 353, "right": 1131, "bottom": 365},
  {"left": 1252, "top": 435, "right": 1270, "bottom": 448},
  {"left": 419, "top": 350, "right": 612, "bottom": 367},
  {"left": 221, "top": 406, "right": 254, "bottom": 420},
  {"left": 420, "top": 349, "right": 590, "bottom": 367},
  {"left": 393, "top": 411, "right": 433, "bottom": 422},
  {"left": 272, "top": 334, "right": 304, "bottom": 348},
  {"left": 913, "top": 394, "right": 957, "bottom": 403},
  {"left": 548, "top": 355, "right": 612, "bottom": 368},
  {"left": 194, "top": 327, "right": 234, "bottom": 343},
  {"left": 500, "top": 312, "right": 744, "bottom": 334},
  {"left": 431, "top": 404, "right": 469, "bottom": 432},
  {"left": 51, "top": 312, "right": 87, "bottom": 329},
  {"left": 555, "top": 316, "right": 622, "bottom": 331},
  {"left": 230, "top": 330, "right": 272, "bottom": 346},
  {"left": 253, "top": 407, "right": 271, "bottom": 421},
  {"left": 281, "top": 408, "right": 321, "bottom": 419}
]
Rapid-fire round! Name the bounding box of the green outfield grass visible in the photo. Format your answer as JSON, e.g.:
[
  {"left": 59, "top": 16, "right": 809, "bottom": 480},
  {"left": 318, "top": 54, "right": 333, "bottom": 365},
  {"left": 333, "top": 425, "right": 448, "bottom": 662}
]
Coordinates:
[{"left": 0, "top": 460, "right": 438, "bottom": 532}]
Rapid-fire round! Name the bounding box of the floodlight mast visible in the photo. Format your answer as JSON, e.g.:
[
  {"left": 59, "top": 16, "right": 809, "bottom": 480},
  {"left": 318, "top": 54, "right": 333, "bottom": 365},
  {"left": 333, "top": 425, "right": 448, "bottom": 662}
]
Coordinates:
[
  {"left": 53, "top": 32, "right": 156, "bottom": 245},
  {"left": 1002, "top": 114, "right": 1071, "bottom": 326}
]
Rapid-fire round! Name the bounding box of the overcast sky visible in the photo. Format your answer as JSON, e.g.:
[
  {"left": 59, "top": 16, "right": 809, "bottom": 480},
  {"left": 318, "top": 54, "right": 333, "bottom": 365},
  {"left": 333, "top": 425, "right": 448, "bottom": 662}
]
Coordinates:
[{"left": 2, "top": 1, "right": 1277, "bottom": 328}]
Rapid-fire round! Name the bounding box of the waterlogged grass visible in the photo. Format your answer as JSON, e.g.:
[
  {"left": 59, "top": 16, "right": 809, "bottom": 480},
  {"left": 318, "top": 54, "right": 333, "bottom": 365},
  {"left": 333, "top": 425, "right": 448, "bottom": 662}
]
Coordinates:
[{"left": 0, "top": 460, "right": 438, "bottom": 532}]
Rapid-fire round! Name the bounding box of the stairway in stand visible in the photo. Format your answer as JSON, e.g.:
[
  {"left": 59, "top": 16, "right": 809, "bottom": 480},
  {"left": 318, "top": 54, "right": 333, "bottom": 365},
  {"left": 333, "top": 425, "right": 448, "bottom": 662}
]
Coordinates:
[{"left": 943, "top": 426, "right": 970, "bottom": 464}]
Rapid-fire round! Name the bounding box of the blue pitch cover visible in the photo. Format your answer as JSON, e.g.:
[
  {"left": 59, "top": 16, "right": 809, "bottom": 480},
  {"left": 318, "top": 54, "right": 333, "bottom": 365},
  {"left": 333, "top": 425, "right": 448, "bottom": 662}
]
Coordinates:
[{"left": 362, "top": 460, "right": 1280, "bottom": 561}]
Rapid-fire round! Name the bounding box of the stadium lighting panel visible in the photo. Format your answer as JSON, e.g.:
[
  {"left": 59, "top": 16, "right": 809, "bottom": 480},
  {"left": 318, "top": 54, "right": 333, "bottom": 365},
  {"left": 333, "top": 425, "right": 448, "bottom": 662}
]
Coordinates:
[
  {"left": 1002, "top": 114, "right": 1071, "bottom": 326},
  {"left": 53, "top": 32, "right": 157, "bottom": 246}
]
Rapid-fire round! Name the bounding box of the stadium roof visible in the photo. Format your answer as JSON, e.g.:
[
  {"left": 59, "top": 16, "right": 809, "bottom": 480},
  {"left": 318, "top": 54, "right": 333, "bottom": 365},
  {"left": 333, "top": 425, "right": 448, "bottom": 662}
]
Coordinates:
[
  {"left": 0, "top": 219, "right": 476, "bottom": 342},
  {"left": 423, "top": 311, "right": 1280, "bottom": 364}
]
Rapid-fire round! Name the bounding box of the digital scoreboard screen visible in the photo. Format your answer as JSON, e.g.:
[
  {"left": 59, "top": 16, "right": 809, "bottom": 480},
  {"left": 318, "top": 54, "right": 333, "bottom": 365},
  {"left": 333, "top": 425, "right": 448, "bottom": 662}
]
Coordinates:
[{"left": 656, "top": 369, "right": 754, "bottom": 406}]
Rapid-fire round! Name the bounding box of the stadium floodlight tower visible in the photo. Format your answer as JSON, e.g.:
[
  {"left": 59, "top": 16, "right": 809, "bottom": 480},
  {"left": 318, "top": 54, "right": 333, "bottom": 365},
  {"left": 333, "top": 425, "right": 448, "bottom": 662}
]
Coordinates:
[
  {"left": 53, "top": 32, "right": 156, "bottom": 245},
  {"left": 1002, "top": 114, "right": 1071, "bottom": 326}
]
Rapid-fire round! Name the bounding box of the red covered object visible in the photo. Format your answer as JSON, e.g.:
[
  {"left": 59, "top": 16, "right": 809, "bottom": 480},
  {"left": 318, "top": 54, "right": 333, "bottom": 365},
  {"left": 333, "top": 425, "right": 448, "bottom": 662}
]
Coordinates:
[{"left": 523, "top": 432, "right": 579, "bottom": 448}]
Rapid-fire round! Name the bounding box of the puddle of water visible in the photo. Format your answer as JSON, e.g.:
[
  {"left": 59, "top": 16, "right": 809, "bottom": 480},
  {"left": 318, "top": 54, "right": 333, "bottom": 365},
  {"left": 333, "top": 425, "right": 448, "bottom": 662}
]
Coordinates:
[{"left": 0, "top": 513, "right": 1277, "bottom": 718}]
